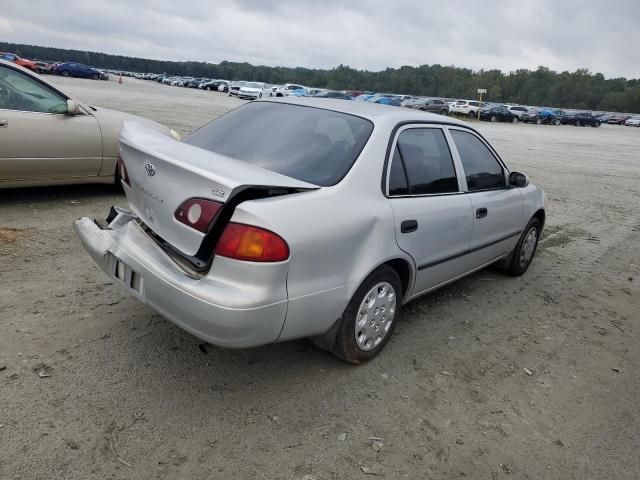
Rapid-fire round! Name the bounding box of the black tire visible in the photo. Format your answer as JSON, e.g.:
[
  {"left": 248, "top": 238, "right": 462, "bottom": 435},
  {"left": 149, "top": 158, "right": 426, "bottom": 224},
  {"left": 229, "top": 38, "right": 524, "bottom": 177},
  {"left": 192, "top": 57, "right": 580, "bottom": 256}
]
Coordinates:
[
  {"left": 468, "top": 111, "right": 475, "bottom": 119},
  {"left": 331, "top": 265, "right": 403, "bottom": 364},
  {"left": 92, "top": 73, "right": 99, "bottom": 80},
  {"left": 61, "top": 70, "right": 70, "bottom": 77},
  {"left": 507, "top": 218, "right": 541, "bottom": 276},
  {"left": 576, "top": 120, "right": 582, "bottom": 127},
  {"left": 553, "top": 119, "right": 561, "bottom": 126},
  {"left": 594, "top": 121, "right": 601, "bottom": 127},
  {"left": 536, "top": 118, "right": 542, "bottom": 125},
  {"left": 512, "top": 117, "right": 519, "bottom": 124},
  {"left": 440, "top": 109, "right": 449, "bottom": 116},
  {"left": 491, "top": 115, "right": 497, "bottom": 122}
]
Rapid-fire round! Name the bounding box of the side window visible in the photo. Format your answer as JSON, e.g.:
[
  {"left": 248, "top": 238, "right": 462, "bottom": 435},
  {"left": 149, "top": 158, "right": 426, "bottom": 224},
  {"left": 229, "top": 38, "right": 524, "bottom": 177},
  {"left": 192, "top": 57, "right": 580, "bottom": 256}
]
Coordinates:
[
  {"left": 450, "top": 130, "right": 505, "bottom": 191},
  {"left": 0, "top": 65, "right": 68, "bottom": 113},
  {"left": 388, "top": 148, "right": 409, "bottom": 195},
  {"left": 391, "top": 128, "right": 458, "bottom": 195}
]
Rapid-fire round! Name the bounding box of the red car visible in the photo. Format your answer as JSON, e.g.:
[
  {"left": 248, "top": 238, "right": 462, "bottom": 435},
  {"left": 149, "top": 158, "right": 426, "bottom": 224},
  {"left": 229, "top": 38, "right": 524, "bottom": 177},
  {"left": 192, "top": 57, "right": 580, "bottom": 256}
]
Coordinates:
[
  {"left": 0, "top": 52, "right": 38, "bottom": 71},
  {"left": 607, "top": 114, "right": 632, "bottom": 125}
]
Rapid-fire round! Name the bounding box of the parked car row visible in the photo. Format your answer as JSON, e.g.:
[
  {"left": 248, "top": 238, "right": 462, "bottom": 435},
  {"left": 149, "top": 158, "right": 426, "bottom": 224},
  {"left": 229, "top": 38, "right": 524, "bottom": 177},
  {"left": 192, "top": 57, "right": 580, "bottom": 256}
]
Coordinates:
[
  {"left": 57, "top": 64, "right": 638, "bottom": 125},
  {"left": 1, "top": 53, "right": 109, "bottom": 80}
]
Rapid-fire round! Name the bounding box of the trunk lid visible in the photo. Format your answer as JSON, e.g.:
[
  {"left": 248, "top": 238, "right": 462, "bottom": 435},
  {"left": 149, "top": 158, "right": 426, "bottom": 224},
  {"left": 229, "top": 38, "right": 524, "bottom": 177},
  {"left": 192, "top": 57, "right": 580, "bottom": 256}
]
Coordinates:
[{"left": 119, "top": 122, "right": 318, "bottom": 257}]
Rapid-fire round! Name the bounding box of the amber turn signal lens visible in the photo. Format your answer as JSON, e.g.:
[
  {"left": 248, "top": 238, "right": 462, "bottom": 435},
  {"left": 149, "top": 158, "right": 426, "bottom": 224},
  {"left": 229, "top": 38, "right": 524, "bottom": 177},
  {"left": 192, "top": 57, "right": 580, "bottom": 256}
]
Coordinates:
[{"left": 215, "top": 223, "right": 289, "bottom": 262}]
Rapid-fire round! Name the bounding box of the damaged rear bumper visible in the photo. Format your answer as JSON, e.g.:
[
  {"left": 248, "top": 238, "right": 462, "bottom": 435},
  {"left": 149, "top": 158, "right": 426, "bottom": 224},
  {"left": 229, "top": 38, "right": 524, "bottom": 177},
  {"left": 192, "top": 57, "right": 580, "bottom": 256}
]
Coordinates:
[{"left": 73, "top": 209, "right": 289, "bottom": 348}]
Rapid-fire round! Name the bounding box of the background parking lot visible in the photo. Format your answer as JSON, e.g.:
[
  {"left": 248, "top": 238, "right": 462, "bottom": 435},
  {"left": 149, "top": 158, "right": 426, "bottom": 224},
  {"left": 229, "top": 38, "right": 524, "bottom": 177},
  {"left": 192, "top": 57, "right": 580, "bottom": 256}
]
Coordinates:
[{"left": 1, "top": 76, "right": 639, "bottom": 479}]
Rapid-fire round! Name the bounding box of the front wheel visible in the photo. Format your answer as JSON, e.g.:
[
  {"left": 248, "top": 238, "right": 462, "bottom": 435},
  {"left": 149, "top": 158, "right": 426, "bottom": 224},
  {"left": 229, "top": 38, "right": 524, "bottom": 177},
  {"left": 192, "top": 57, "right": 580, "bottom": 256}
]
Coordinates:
[
  {"left": 553, "top": 119, "right": 561, "bottom": 126},
  {"left": 468, "top": 111, "right": 475, "bottom": 119},
  {"left": 512, "top": 117, "right": 519, "bottom": 124},
  {"left": 61, "top": 70, "right": 70, "bottom": 77},
  {"left": 331, "top": 265, "right": 402, "bottom": 364},
  {"left": 507, "top": 218, "right": 541, "bottom": 276},
  {"left": 490, "top": 115, "right": 497, "bottom": 122},
  {"left": 594, "top": 121, "right": 601, "bottom": 127},
  {"left": 92, "top": 73, "right": 99, "bottom": 80}
]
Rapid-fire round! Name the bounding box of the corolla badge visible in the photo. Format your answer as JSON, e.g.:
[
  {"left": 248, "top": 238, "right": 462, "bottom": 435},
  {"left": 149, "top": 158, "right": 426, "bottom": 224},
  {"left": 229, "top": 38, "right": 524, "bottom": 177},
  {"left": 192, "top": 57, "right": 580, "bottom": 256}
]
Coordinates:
[{"left": 144, "top": 162, "right": 156, "bottom": 177}]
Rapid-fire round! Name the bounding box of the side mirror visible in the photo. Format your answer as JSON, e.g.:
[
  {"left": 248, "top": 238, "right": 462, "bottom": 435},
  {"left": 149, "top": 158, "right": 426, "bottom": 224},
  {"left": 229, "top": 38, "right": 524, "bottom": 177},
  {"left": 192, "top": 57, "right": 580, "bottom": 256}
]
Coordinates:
[
  {"left": 508, "top": 171, "right": 529, "bottom": 188},
  {"left": 66, "top": 99, "right": 80, "bottom": 115}
]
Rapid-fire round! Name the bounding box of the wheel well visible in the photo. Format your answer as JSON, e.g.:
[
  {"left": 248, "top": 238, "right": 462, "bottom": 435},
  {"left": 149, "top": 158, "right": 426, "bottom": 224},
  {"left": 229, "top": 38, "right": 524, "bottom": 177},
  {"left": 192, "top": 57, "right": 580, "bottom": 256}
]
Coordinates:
[
  {"left": 383, "top": 258, "right": 412, "bottom": 297},
  {"left": 533, "top": 209, "right": 546, "bottom": 229}
]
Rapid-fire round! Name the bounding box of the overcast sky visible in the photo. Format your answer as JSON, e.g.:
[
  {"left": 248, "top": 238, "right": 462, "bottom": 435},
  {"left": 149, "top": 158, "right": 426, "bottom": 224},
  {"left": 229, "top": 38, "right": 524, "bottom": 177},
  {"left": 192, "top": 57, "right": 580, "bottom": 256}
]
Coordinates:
[{"left": 1, "top": 0, "right": 638, "bottom": 78}]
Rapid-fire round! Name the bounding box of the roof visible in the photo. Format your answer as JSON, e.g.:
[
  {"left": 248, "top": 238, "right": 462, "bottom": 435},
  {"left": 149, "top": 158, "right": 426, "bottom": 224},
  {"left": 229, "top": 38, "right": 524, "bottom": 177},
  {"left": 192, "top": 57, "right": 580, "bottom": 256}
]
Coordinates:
[{"left": 263, "top": 96, "right": 468, "bottom": 126}]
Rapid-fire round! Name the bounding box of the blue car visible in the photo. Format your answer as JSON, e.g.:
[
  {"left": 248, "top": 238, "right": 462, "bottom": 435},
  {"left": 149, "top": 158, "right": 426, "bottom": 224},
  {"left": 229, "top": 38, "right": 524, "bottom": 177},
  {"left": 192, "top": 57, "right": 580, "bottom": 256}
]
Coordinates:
[{"left": 54, "top": 62, "right": 103, "bottom": 80}]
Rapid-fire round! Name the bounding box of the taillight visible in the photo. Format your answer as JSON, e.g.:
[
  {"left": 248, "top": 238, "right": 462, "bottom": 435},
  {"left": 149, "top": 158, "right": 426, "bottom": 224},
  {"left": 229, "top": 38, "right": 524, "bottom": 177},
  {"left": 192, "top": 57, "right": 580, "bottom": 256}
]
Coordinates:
[
  {"left": 174, "top": 198, "right": 222, "bottom": 233},
  {"left": 116, "top": 153, "right": 130, "bottom": 186},
  {"left": 215, "top": 223, "right": 289, "bottom": 262}
]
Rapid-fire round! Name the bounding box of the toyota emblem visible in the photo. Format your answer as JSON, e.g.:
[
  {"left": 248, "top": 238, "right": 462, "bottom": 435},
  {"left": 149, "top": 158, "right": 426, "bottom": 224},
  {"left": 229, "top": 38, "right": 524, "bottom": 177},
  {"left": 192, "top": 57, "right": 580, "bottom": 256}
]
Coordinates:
[{"left": 144, "top": 162, "right": 156, "bottom": 177}]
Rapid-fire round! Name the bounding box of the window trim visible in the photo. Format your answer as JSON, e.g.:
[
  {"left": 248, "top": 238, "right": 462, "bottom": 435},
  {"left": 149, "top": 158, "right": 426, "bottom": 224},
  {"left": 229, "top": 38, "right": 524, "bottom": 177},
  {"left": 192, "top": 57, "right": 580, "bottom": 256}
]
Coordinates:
[
  {"left": 445, "top": 125, "right": 510, "bottom": 193},
  {"left": 384, "top": 124, "right": 463, "bottom": 198},
  {"left": 381, "top": 120, "right": 509, "bottom": 198}
]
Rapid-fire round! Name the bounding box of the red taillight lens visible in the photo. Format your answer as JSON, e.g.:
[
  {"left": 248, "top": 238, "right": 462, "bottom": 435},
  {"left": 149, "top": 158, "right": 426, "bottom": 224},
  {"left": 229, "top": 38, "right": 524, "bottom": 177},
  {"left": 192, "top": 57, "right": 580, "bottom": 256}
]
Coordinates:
[
  {"left": 174, "top": 198, "right": 222, "bottom": 233},
  {"left": 215, "top": 223, "right": 289, "bottom": 262},
  {"left": 116, "top": 153, "right": 130, "bottom": 186}
]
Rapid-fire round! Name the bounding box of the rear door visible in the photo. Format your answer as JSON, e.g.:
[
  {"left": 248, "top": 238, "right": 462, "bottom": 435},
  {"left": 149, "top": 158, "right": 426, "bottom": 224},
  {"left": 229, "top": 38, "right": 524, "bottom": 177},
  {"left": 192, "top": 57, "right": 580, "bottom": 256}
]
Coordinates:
[
  {"left": 447, "top": 127, "right": 524, "bottom": 266},
  {"left": 386, "top": 125, "right": 474, "bottom": 296},
  {"left": 0, "top": 63, "right": 102, "bottom": 184}
]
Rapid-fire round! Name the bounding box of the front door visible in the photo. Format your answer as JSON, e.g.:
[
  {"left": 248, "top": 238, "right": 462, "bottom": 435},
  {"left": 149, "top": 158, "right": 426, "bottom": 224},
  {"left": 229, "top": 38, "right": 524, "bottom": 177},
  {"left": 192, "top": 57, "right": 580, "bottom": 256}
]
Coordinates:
[
  {"left": 0, "top": 63, "right": 102, "bottom": 184},
  {"left": 386, "top": 126, "right": 474, "bottom": 296}
]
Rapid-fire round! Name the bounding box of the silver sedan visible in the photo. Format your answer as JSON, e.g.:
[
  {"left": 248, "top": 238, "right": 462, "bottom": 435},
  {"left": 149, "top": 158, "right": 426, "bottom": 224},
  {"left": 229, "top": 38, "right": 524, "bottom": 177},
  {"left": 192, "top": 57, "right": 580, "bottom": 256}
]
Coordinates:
[{"left": 75, "top": 98, "right": 545, "bottom": 363}]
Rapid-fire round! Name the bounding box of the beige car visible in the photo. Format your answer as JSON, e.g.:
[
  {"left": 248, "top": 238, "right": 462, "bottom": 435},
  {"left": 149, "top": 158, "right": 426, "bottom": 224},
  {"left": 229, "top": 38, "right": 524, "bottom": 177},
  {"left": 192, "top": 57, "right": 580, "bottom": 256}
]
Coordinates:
[{"left": 0, "top": 59, "right": 177, "bottom": 188}]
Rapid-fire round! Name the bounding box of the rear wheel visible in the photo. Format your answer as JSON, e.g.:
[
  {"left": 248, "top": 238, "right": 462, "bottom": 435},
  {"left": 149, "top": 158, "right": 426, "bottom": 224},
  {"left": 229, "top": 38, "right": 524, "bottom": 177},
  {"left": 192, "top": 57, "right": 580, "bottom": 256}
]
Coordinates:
[
  {"left": 553, "top": 119, "right": 561, "bottom": 126},
  {"left": 507, "top": 218, "right": 541, "bottom": 276},
  {"left": 512, "top": 117, "right": 519, "bottom": 124},
  {"left": 536, "top": 118, "right": 542, "bottom": 125},
  {"left": 468, "top": 111, "right": 475, "bottom": 119},
  {"left": 92, "top": 73, "right": 99, "bottom": 80},
  {"left": 331, "top": 265, "right": 402, "bottom": 364},
  {"left": 491, "top": 115, "right": 497, "bottom": 122},
  {"left": 61, "top": 70, "right": 70, "bottom": 77},
  {"left": 594, "top": 121, "right": 601, "bottom": 127}
]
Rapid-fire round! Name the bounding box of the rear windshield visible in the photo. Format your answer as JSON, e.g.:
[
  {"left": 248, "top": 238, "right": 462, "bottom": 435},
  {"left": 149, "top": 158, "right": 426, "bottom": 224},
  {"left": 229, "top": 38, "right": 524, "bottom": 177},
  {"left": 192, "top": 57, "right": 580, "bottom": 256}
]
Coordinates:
[{"left": 184, "top": 102, "right": 374, "bottom": 186}]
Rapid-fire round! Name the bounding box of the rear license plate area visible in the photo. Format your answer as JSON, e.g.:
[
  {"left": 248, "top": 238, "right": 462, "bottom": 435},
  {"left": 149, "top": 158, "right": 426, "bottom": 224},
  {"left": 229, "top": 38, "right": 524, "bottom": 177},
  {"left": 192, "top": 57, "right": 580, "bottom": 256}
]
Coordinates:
[{"left": 113, "top": 257, "right": 143, "bottom": 293}]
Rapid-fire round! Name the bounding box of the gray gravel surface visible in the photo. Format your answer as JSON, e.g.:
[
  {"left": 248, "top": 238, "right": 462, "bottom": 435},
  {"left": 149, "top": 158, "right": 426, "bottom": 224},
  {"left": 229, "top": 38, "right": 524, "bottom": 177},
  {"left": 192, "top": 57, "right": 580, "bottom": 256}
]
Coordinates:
[{"left": 1, "top": 76, "right": 639, "bottom": 479}]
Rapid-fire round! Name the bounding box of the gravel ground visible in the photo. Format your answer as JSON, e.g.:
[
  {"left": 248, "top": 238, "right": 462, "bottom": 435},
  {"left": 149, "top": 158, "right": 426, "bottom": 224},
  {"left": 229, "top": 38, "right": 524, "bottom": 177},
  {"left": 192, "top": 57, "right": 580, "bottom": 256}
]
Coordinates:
[{"left": 1, "top": 77, "right": 639, "bottom": 480}]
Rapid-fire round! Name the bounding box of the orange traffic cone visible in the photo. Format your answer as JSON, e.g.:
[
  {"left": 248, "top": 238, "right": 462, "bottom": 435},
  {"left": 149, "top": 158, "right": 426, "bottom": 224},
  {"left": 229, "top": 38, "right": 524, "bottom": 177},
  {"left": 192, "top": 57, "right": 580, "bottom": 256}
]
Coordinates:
[{"left": 118, "top": 74, "right": 123, "bottom": 84}]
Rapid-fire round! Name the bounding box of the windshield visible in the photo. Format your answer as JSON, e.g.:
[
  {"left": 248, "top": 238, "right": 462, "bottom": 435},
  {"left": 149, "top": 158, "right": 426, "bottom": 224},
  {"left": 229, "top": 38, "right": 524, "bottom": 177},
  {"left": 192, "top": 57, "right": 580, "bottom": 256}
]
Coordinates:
[{"left": 185, "top": 102, "right": 374, "bottom": 186}]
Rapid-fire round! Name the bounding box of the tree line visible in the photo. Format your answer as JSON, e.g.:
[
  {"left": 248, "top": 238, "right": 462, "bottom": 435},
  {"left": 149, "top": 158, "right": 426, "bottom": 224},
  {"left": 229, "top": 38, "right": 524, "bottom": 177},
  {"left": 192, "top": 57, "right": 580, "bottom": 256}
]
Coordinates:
[{"left": 2, "top": 41, "right": 638, "bottom": 113}]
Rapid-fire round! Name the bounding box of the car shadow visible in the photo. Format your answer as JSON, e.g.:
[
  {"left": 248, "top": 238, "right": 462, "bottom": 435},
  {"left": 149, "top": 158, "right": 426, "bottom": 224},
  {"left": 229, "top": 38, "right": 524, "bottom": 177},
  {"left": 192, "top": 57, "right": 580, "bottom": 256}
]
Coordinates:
[{"left": 0, "top": 183, "right": 122, "bottom": 205}]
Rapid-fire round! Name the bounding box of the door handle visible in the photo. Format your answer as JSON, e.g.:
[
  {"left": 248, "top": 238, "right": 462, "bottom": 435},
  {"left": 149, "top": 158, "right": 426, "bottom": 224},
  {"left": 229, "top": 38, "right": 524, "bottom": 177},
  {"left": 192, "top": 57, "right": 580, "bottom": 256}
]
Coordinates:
[
  {"left": 0, "top": 119, "right": 7, "bottom": 128},
  {"left": 401, "top": 220, "right": 418, "bottom": 233},
  {"left": 476, "top": 208, "right": 488, "bottom": 219}
]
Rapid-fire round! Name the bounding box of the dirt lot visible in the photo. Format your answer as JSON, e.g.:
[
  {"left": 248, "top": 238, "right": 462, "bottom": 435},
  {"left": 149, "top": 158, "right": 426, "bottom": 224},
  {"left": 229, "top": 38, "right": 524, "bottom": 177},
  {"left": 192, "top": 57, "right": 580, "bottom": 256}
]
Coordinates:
[{"left": 1, "top": 77, "right": 639, "bottom": 480}]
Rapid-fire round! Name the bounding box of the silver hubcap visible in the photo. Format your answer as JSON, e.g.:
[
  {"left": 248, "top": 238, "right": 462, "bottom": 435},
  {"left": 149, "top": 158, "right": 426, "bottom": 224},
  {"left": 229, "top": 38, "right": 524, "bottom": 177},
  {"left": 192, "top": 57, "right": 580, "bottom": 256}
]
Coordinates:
[
  {"left": 355, "top": 281, "right": 396, "bottom": 351},
  {"left": 519, "top": 227, "right": 538, "bottom": 268}
]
